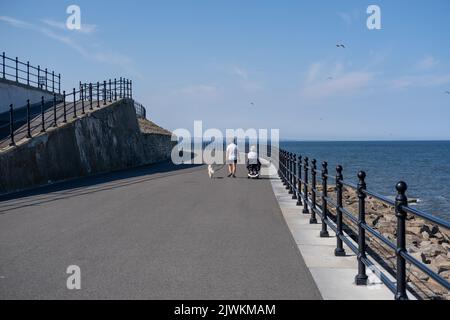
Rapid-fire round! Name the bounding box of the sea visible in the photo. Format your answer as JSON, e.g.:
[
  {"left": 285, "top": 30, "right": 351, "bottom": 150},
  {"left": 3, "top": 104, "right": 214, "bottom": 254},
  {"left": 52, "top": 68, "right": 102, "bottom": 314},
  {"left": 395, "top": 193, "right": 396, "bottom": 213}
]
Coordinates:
[{"left": 280, "top": 141, "right": 450, "bottom": 222}]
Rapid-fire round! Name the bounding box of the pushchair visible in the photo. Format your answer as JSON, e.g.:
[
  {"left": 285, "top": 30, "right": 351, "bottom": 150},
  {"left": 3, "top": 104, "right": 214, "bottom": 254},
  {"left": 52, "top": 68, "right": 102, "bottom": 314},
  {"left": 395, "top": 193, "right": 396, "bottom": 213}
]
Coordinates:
[{"left": 246, "top": 146, "right": 261, "bottom": 179}]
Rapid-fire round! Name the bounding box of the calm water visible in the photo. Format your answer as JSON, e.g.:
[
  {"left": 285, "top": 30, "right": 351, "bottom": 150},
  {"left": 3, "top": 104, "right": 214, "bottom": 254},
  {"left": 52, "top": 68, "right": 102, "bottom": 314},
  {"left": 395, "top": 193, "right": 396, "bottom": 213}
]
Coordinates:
[{"left": 280, "top": 141, "right": 450, "bottom": 222}]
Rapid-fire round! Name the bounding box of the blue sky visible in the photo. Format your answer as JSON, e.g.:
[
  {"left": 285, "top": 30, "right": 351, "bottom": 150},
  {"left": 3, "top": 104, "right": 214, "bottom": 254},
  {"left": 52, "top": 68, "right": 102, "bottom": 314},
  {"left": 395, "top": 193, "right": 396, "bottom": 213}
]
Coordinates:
[{"left": 1, "top": 0, "right": 450, "bottom": 140}]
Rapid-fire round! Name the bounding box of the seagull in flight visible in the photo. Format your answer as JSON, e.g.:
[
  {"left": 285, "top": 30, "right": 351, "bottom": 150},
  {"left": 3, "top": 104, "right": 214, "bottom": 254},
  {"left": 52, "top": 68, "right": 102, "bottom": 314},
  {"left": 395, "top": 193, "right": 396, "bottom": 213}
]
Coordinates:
[
  {"left": 327, "top": 76, "right": 334, "bottom": 80},
  {"left": 250, "top": 102, "right": 255, "bottom": 106},
  {"left": 336, "top": 44, "right": 346, "bottom": 48},
  {"left": 445, "top": 91, "right": 450, "bottom": 94}
]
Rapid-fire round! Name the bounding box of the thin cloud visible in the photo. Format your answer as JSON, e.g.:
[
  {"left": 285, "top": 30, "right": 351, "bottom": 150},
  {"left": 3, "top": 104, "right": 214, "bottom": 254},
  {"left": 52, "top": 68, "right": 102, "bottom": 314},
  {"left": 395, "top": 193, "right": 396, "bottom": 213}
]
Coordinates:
[
  {"left": 176, "top": 84, "right": 220, "bottom": 98},
  {"left": 415, "top": 56, "right": 439, "bottom": 70},
  {"left": 306, "top": 62, "right": 323, "bottom": 84},
  {"left": 391, "top": 74, "right": 450, "bottom": 89},
  {"left": 228, "top": 65, "right": 262, "bottom": 92},
  {"left": 230, "top": 66, "right": 248, "bottom": 80},
  {"left": 338, "top": 12, "right": 352, "bottom": 26},
  {"left": 0, "top": 15, "right": 32, "bottom": 28},
  {"left": 0, "top": 15, "right": 139, "bottom": 77},
  {"left": 338, "top": 9, "right": 359, "bottom": 26},
  {"left": 301, "top": 62, "right": 374, "bottom": 98},
  {"left": 301, "top": 72, "right": 374, "bottom": 98},
  {"left": 41, "top": 19, "right": 97, "bottom": 34},
  {"left": 306, "top": 61, "right": 347, "bottom": 84}
]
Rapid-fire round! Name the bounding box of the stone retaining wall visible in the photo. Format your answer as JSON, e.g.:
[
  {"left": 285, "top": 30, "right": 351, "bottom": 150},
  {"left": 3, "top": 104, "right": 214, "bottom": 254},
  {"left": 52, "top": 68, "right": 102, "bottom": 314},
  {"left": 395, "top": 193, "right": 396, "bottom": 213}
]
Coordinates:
[{"left": 0, "top": 99, "right": 175, "bottom": 194}]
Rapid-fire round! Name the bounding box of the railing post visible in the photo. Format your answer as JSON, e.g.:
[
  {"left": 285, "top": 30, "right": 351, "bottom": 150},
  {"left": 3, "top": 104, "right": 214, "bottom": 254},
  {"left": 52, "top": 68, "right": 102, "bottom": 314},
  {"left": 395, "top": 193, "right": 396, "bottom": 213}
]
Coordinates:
[
  {"left": 37, "top": 65, "right": 40, "bottom": 87},
  {"left": 40, "top": 96, "right": 46, "bottom": 132},
  {"left": 285, "top": 151, "right": 288, "bottom": 186},
  {"left": 15, "top": 57, "right": 18, "bottom": 82},
  {"left": 277, "top": 149, "right": 281, "bottom": 178},
  {"left": 279, "top": 150, "right": 283, "bottom": 180},
  {"left": 281, "top": 151, "right": 287, "bottom": 185},
  {"left": 97, "top": 82, "right": 100, "bottom": 108},
  {"left": 109, "top": 79, "right": 112, "bottom": 102},
  {"left": 130, "top": 80, "right": 133, "bottom": 99},
  {"left": 119, "top": 77, "right": 122, "bottom": 98},
  {"left": 2, "top": 52, "right": 5, "bottom": 78},
  {"left": 27, "top": 61, "right": 30, "bottom": 85},
  {"left": 288, "top": 153, "right": 293, "bottom": 193},
  {"left": 395, "top": 181, "right": 409, "bottom": 300},
  {"left": 89, "top": 83, "right": 93, "bottom": 110},
  {"left": 26, "top": 99, "right": 31, "bottom": 138},
  {"left": 355, "top": 171, "right": 368, "bottom": 285},
  {"left": 302, "top": 157, "right": 310, "bottom": 214},
  {"left": 296, "top": 155, "right": 303, "bottom": 206},
  {"left": 81, "top": 86, "right": 85, "bottom": 114},
  {"left": 292, "top": 154, "right": 297, "bottom": 199},
  {"left": 320, "top": 162, "right": 329, "bottom": 237},
  {"left": 103, "top": 80, "right": 107, "bottom": 105},
  {"left": 58, "top": 74, "right": 61, "bottom": 94},
  {"left": 45, "top": 68, "right": 48, "bottom": 90},
  {"left": 53, "top": 93, "right": 57, "bottom": 127},
  {"left": 52, "top": 71, "right": 55, "bottom": 93},
  {"left": 310, "top": 159, "right": 318, "bottom": 223},
  {"left": 334, "top": 165, "right": 346, "bottom": 256},
  {"left": 73, "top": 88, "right": 77, "bottom": 118},
  {"left": 114, "top": 78, "right": 117, "bottom": 101},
  {"left": 9, "top": 104, "right": 15, "bottom": 146},
  {"left": 63, "top": 91, "right": 67, "bottom": 123}
]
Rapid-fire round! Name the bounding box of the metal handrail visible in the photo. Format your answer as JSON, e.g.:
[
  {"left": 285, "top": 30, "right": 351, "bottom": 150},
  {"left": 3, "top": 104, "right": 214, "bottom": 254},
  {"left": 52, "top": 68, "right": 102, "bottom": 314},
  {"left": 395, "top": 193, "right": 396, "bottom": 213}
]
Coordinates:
[
  {"left": 1, "top": 52, "right": 61, "bottom": 94},
  {"left": 402, "top": 205, "right": 450, "bottom": 229},
  {"left": 134, "top": 101, "right": 147, "bottom": 119},
  {"left": 277, "top": 148, "right": 450, "bottom": 300},
  {"left": 1, "top": 78, "right": 133, "bottom": 148}
]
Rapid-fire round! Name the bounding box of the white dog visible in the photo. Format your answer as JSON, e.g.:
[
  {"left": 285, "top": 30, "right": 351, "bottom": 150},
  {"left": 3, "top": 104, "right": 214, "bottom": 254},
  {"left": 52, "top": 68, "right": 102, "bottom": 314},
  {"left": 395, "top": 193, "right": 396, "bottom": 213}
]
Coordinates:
[{"left": 207, "top": 165, "right": 215, "bottom": 179}]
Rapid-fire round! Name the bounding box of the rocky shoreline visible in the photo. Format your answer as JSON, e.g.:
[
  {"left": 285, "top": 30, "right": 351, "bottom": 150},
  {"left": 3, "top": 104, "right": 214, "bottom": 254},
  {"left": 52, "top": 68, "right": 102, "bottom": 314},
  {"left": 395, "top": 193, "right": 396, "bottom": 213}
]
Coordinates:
[{"left": 314, "top": 185, "right": 450, "bottom": 300}]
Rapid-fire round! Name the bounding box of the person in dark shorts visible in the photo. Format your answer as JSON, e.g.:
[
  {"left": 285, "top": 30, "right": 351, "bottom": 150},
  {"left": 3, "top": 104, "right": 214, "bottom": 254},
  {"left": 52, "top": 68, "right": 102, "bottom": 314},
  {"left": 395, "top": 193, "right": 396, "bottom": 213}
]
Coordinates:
[{"left": 226, "top": 140, "right": 239, "bottom": 177}]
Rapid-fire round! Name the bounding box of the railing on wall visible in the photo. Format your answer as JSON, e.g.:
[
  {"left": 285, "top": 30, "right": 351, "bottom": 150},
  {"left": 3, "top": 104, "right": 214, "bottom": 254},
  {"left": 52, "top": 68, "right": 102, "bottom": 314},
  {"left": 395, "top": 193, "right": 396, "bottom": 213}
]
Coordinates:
[
  {"left": 79, "top": 77, "right": 146, "bottom": 119},
  {"left": 278, "top": 149, "right": 450, "bottom": 300},
  {"left": 1, "top": 52, "right": 61, "bottom": 94},
  {"left": 0, "top": 78, "right": 133, "bottom": 148},
  {"left": 134, "top": 101, "right": 146, "bottom": 119}
]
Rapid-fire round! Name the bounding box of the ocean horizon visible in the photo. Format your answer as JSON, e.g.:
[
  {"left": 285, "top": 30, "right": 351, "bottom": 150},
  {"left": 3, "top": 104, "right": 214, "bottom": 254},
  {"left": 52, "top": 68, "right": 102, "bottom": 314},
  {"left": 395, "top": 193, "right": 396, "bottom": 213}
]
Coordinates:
[{"left": 280, "top": 140, "right": 450, "bottom": 222}]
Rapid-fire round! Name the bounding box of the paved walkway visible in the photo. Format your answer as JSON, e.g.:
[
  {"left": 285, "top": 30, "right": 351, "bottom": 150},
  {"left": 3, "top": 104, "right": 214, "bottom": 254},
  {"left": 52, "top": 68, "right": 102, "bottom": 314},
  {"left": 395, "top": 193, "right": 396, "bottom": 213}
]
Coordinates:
[
  {"left": 0, "top": 162, "right": 321, "bottom": 299},
  {"left": 270, "top": 177, "right": 396, "bottom": 300}
]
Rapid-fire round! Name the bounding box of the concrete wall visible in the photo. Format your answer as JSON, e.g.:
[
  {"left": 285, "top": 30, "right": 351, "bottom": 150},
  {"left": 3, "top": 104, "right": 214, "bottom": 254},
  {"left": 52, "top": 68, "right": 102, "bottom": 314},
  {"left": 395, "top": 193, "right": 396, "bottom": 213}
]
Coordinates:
[
  {"left": 0, "top": 78, "right": 58, "bottom": 113},
  {"left": 0, "top": 99, "right": 175, "bottom": 194}
]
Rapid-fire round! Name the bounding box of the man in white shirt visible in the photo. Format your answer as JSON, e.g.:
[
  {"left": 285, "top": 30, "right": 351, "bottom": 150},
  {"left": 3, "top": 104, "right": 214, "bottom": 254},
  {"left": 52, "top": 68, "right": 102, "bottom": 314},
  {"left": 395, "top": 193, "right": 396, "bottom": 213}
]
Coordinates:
[{"left": 226, "top": 140, "right": 239, "bottom": 178}]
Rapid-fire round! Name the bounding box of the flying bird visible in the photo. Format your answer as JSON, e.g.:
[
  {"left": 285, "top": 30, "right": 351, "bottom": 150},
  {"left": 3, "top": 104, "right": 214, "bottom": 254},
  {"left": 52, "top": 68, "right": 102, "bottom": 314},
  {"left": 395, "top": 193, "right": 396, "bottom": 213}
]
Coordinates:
[
  {"left": 445, "top": 91, "right": 450, "bottom": 94},
  {"left": 250, "top": 102, "right": 255, "bottom": 106},
  {"left": 327, "top": 77, "right": 334, "bottom": 80},
  {"left": 336, "top": 44, "right": 346, "bottom": 48}
]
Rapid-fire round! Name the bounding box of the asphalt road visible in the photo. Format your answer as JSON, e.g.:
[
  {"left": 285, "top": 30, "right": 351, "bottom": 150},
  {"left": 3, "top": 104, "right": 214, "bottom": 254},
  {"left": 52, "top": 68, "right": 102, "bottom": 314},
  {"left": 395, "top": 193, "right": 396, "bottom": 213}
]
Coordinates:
[{"left": 0, "top": 162, "right": 322, "bottom": 299}]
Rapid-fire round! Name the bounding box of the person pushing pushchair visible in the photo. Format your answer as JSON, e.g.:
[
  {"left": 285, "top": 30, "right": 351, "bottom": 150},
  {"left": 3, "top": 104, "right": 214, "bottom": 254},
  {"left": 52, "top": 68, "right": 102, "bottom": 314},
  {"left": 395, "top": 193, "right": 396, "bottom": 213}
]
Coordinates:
[{"left": 246, "top": 145, "right": 261, "bottom": 179}]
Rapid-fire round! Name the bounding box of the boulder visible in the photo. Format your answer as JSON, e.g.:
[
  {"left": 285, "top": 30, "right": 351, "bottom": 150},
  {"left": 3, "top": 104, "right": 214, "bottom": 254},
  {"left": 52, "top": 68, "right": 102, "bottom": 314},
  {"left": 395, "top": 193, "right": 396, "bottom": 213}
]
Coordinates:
[{"left": 433, "top": 254, "right": 450, "bottom": 274}]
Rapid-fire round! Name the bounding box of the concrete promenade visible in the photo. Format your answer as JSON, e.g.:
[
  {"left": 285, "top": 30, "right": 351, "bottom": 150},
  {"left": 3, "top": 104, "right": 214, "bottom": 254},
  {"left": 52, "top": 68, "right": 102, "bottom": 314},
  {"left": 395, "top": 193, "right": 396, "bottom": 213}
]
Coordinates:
[
  {"left": 0, "top": 161, "right": 322, "bottom": 299},
  {"left": 271, "top": 178, "right": 395, "bottom": 300}
]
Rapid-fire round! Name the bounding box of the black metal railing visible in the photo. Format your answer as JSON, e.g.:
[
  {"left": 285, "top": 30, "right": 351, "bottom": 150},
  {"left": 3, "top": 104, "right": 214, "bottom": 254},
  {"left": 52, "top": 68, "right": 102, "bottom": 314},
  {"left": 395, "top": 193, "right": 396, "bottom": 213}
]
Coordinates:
[
  {"left": 0, "top": 78, "right": 133, "bottom": 148},
  {"left": 278, "top": 149, "right": 450, "bottom": 300},
  {"left": 1, "top": 52, "right": 61, "bottom": 94},
  {"left": 134, "top": 101, "right": 147, "bottom": 119}
]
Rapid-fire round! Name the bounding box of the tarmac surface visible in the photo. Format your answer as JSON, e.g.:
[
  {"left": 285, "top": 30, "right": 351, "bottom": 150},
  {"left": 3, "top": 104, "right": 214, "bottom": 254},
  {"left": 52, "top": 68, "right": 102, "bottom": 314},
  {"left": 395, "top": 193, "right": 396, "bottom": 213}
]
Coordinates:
[{"left": 0, "top": 161, "right": 322, "bottom": 299}]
